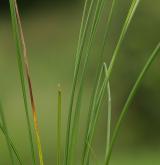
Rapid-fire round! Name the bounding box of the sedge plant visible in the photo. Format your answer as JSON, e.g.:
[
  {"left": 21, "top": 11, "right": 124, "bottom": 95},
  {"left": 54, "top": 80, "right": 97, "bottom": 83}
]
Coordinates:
[{"left": 1, "top": 0, "right": 159, "bottom": 164}]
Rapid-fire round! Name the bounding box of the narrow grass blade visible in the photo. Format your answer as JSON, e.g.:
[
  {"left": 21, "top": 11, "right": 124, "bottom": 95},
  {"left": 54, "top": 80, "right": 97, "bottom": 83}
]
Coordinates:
[
  {"left": 57, "top": 84, "right": 62, "bottom": 165},
  {"left": 74, "top": 0, "right": 90, "bottom": 67},
  {"left": 68, "top": 0, "right": 116, "bottom": 163},
  {"left": 65, "top": 0, "right": 96, "bottom": 163},
  {"left": 83, "top": 63, "right": 111, "bottom": 165},
  {"left": 95, "top": 0, "right": 140, "bottom": 106},
  {"left": 84, "top": 1, "right": 141, "bottom": 152},
  {"left": 0, "top": 123, "right": 23, "bottom": 164},
  {"left": 0, "top": 103, "right": 14, "bottom": 165},
  {"left": 8, "top": 0, "right": 36, "bottom": 164},
  {"left": 85, "top": 140, "right": 99, "bottom": 165},
  {"left": 68, "top": 0, "right": 106, "bottom": 162},
  {"left": 103, "top": 64, "right": 112, "bottom": 161},
  {"left": 82, "top": 0, "right": 116, "bottom": 162},
  {"left": 82, "top": 63, "right": 104, "bottom": 165},
  {"left": 99, "top": 0, "right": 116, "bottom": 60},
  {"left": 13, "top": 1, "right": 44, "bottom": 164},
  {"left": 64, "top": 0, "right": 90, "bottom": 162},
  {"left": 84, "top": 2, "right": 141, "bottom": 155},
  {"left": 107, "top": 0, "right": 140, "bottom": 76},
  {"left": 105, "top": 42, "right": 160, "bottom": 165}
]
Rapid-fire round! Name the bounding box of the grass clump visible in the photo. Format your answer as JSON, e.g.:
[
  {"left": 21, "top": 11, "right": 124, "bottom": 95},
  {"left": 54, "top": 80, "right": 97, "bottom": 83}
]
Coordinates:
[{"left": 0, "top": 0, "right": 159, "bottom": 164}]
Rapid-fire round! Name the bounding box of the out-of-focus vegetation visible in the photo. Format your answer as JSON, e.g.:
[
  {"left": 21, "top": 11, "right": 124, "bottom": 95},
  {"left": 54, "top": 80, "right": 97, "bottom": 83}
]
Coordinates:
[{"left": 0, "top": 0, "right": 160, "bottom": 164}]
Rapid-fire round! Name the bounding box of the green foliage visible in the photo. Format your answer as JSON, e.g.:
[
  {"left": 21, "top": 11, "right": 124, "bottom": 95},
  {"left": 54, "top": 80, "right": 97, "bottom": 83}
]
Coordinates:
[
  {"left": 0, "top": 102, "right": 23, "bottom": 165},
  {"left": 8, "top": 0, "right": 36, "bottom": 164},
  {"left": 2, "top": 0, "right": 159, "bottom": 164},
  {"left": 57, "top": 85, "right": 62, "bottom": 165},
  {"left": 105, "top": 42, "right": 160, "bottom": 165},
  {"left": 0, "top": 103, "right": 14, "bottom": 165}
]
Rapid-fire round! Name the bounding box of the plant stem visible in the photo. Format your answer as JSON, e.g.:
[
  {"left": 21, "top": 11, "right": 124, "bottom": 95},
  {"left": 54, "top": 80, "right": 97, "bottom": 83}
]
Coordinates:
[
  {"left": 103, "top": 64, "right": 112, "bottom": 160},
  {"left": 57, "top": 85, "right": 62, "bottom": 165},
  {"left": 13, "top": 1, "right": 44, "bottom": 164},
  {"left": 65, "top": 0, "right": 96, "bottom": 163},
  {"left": 0, "top": 124, "right": 23, "bottom": 165},
  {"left": 0, "top": 103, "right": 15, "bottom": 165},
  {"left": 8, "top": 0, "right": 36, "bottom": 164},
  {"left": 105, "top": 42, "right": 160, "bottom": 165}
]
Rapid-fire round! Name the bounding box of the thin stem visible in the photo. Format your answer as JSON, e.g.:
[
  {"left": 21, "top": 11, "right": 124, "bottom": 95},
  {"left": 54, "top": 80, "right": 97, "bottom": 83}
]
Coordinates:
[
  {"left": 8, "top": 0, "right": 36, "bottom": 164},
  {"left": 100, "top": 0, "right": 116, "bottom": 60},
  {"left": 57, "top": 85, "right": 62, "bottom": 165},
  {"left": 92, "top": 0, "right": 140, "bottom": 110},
  {"left": 107, "top": 0, "right": 140, "bottom": 76},
  {"left": 65, "top": 0, "right": 96, "bottom": 163},
  {"left": 0, "top": 103, "right": 15, "bottom": 165},
  {"left": 103, "top": 64, "right": 112, "bottom": 161},
  {"left": 82, "top": 64, "right": 104, "bottom": 165},
  {"left": 85, "top": 140, "right": 99, "bottom": 165},
  {"left": 82, "top": 0, "right": 116, "bottom": 162},
  {"left": 69, "top": 0, "right": 107, "bottom": 162},
  {"left": 83, "top": 63, "right": 111, "bottom": 164},
  {"left": 88, "top": 0, "right": 141, "bottom": 144},
  {"left": 105, "top": 42, "right": 160, "bottom": 165},
  {"left": 13, "top": 1, "right": 44, "bottom": 164},
  {"left": 0, "top": 124, "right": 23, "bottom": 165}
]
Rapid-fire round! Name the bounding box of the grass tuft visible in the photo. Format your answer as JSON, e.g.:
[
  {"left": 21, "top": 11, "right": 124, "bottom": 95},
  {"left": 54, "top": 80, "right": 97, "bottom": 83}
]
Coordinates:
[{"left": 5, "top": 0, "right": 160, "bottom": 164}]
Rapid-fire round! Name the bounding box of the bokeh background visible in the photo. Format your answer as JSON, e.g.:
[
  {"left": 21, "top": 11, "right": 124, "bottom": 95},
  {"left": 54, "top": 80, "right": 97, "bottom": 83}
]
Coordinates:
[{"left": 0, "top": 0, "right": 160, "bottom": 164}]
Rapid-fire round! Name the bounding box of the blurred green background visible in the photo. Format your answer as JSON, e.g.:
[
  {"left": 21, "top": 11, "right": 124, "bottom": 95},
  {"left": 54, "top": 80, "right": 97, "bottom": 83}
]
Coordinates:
[{"left": 0, "top": 0, "right": 160, "bottom": 164}]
